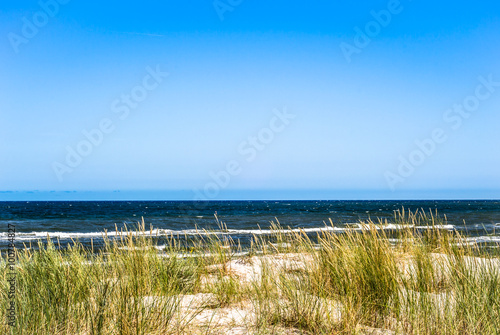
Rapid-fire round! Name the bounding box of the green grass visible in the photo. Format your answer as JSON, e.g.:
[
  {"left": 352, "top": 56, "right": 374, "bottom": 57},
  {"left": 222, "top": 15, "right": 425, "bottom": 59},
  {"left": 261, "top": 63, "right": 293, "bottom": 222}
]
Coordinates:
[{"left": 1, "top": 210, "right": 500, "bottom": 334}]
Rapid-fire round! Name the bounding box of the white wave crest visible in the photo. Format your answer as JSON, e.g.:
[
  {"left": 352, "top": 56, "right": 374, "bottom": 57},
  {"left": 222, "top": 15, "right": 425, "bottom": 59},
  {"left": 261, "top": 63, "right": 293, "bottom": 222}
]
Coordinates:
[{"left": 0, "top": 223, "right": 459, "bottom": 241}]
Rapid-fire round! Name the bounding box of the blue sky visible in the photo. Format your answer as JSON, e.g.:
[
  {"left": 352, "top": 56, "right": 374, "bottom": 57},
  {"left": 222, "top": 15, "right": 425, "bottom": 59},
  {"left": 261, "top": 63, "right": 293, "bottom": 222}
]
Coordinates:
[{"left": 1, "top": 0, "right": 499, "bottom": 200}]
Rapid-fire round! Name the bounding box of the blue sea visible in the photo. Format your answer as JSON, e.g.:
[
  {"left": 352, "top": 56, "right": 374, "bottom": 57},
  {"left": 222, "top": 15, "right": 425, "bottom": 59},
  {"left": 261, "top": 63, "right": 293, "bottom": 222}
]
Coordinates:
[{"left": 1, "top": 200, "right": 500, "bottom": 250}]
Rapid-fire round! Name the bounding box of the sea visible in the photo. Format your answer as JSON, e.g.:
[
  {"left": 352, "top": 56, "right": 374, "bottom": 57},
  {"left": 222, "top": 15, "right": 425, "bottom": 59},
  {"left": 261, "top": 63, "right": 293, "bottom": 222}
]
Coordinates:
[{"left": 1, "top": 200, "right": 500, "bottom": 251}]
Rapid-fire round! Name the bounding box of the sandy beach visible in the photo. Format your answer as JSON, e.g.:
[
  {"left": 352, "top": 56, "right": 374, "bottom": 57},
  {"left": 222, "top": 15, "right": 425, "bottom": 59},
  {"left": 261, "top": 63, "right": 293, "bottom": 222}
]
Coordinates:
[{"left": 2, "top": 210, "right": 500, "bottom": 334}]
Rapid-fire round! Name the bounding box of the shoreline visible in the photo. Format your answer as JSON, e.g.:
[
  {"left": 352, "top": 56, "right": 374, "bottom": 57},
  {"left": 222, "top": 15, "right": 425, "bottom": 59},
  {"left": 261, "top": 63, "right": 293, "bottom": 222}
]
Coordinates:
[{"left": 2, "top": 210, "right": 500, "bottom": 334}]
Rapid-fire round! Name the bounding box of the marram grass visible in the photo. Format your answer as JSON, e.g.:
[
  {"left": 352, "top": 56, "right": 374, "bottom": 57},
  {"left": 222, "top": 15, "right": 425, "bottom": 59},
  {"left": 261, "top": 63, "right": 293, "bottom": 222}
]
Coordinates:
[{"left": 1, "top": 210, "right": 499, "bottom": 334}]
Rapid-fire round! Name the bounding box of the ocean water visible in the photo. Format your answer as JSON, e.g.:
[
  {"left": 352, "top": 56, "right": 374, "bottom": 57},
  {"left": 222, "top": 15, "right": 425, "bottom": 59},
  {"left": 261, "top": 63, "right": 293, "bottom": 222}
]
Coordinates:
[{"left": 1, "top": 200, "right": 500, "bottom": 250}]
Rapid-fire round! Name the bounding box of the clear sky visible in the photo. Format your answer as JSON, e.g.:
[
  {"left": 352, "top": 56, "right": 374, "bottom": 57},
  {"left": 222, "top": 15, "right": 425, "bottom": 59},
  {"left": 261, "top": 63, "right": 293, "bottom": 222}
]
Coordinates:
[{"left": 1, "top": 0, "right": 499, "bottom": 200}]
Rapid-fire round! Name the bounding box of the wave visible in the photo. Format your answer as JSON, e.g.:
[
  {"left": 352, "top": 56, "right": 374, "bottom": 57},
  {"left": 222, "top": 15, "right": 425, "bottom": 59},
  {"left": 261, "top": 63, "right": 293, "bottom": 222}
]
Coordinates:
[
  {"left": 0, "top": 223, "right": 460, "bottom": 241},
  {"left": 465, "top": 236, "right": 500, "bottom": 243}
]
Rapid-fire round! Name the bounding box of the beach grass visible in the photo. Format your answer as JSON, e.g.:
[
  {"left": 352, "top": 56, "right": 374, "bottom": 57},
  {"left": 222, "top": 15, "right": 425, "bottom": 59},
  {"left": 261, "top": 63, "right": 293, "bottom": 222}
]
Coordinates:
[{"left": 1, "top": 210, "right": 500, "bottom": 334}]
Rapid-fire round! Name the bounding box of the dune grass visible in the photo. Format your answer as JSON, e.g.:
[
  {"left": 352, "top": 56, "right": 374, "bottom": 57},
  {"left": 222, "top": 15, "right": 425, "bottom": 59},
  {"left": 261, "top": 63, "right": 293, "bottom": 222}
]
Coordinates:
[{"left": 1, "top": 210, "right": 499, "bottom": 334}]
